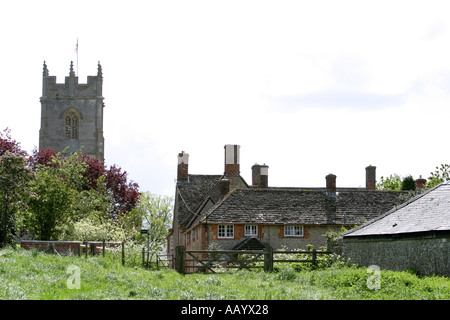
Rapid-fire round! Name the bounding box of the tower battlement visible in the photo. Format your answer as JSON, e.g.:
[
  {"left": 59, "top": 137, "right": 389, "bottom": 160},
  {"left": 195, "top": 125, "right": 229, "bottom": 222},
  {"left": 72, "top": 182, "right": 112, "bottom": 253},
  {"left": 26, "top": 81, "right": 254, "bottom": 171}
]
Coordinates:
[{"left": 41, "top": 61, "right": 103, "bottom": 99}]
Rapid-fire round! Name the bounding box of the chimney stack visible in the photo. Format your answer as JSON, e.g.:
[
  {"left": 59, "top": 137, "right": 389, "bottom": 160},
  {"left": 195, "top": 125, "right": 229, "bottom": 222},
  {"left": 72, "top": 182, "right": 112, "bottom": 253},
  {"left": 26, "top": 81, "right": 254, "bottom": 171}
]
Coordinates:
[
  {"left": 177, "top": 151, "right": 189, "bottom": 181},
  {"left": 224, "top": 145, "right": 240, "bottom": 177},
  {"left": 252, "top": 164, "right": 269, "bottom": 188},
  {"left": 326, "top": 174, "right": 337, "bottom": 193},
  {"left": 366, "top": 165, "right": 376, "bottom": 190},
  {"left": 219, "top": 178, "right": 230, "bottom": 196},
  {"left": 415, "top": 176, "right": 427, "bottom": 192}
]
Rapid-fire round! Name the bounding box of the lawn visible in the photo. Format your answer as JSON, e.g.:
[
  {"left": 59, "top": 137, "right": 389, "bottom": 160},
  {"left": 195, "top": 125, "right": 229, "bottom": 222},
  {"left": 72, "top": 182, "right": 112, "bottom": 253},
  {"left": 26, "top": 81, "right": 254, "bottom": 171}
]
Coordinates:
[{"left": 1, "top": 247, "right": 450, "bottom": 300}]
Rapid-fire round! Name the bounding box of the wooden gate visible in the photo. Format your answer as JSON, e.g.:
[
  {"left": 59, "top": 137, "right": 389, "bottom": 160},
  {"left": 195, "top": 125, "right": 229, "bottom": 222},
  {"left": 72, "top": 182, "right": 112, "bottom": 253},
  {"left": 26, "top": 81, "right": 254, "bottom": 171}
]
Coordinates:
[
  {"left": 174, "top": 246, "right": 331, "bottom": 274},
  {"left": 174, "top": 246, "right": 272, "bottom": 274}
]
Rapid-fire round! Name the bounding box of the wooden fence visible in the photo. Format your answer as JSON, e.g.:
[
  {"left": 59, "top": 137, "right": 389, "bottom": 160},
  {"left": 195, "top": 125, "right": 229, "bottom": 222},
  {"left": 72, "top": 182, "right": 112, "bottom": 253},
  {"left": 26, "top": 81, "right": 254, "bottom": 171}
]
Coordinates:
[
  {"left": 141, "top": 248, "right": 173, "bottom": 269},
  {"left": 174, "top": 246, "right": 331, "bottom": 274}
]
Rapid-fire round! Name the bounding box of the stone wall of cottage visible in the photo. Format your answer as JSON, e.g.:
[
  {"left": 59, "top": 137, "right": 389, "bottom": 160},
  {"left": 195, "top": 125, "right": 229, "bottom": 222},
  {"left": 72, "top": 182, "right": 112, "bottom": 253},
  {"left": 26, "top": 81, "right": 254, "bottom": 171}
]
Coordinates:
[
  {"left": 200, "top": 224, "right": 341, "bottom": 251},
  {"left": 261, "top": 225, "right": 340, "bottom": 250},
  {"left": 343, "top": 236, "right": 450, "bottom": 277}
]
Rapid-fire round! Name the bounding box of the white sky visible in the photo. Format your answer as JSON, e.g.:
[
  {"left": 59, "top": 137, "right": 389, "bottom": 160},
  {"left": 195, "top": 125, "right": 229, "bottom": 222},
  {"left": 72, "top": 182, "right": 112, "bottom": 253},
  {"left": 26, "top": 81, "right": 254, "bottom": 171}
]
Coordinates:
[{"left": 2, "top": 0, "right": 450, "bottom": 196}]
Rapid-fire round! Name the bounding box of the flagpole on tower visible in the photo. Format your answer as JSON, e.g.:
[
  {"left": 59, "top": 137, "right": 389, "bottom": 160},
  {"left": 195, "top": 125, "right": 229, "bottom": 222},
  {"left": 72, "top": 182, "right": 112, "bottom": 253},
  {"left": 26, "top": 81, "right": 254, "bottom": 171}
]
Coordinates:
[{"left": 75, "top": 38, "right": 79, "bottom": 76}]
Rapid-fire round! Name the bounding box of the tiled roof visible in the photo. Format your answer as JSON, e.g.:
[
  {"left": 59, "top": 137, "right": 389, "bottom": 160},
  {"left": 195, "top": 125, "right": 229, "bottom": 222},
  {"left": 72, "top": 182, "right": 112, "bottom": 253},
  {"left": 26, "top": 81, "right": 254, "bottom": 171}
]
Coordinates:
[
  {"left": 175, "top": 174, "right": 222, "bottom": 226},
  {"left": 199, "top": 188, "right": 408, "bottom": 226},
  {"left": 343, "top": 182, "right": 450, "bottom": 237}
]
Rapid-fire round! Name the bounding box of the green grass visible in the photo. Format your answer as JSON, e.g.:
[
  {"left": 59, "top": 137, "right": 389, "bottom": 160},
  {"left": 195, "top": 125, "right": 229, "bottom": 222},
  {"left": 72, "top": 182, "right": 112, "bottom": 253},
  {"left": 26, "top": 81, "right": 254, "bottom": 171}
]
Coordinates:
[{"left": 1, "top": 247, "right": 450, "bottom": 300}]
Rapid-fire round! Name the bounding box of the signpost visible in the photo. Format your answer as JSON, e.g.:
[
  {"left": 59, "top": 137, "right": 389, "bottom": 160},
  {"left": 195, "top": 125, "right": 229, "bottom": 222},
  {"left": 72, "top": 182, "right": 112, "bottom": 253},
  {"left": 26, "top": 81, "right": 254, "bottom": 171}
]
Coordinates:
[{"left": 141, "top": 229, "right": 149, "bottom": 267}]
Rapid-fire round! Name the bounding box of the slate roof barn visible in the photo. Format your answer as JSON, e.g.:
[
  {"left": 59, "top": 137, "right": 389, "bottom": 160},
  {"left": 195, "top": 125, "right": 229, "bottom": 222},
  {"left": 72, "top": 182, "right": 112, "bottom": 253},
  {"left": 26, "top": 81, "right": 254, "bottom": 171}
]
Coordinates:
[{"left": 343, "top": 182, "right": 450, "bottom": 277}]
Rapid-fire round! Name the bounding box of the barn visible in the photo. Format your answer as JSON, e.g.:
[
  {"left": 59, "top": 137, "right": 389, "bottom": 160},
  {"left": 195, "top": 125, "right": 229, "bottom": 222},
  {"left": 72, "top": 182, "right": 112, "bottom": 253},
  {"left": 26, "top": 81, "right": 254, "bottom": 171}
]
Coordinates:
[{"left": 343, "top": 181, "right": 450, "bottom": 277}]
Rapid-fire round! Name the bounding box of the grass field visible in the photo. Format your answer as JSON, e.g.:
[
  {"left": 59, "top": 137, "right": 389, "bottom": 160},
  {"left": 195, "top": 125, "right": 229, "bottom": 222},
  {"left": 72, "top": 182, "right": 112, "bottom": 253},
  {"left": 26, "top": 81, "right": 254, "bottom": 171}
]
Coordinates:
[{"left": 1, "top": 247, "right": 450, "bottom": 300}]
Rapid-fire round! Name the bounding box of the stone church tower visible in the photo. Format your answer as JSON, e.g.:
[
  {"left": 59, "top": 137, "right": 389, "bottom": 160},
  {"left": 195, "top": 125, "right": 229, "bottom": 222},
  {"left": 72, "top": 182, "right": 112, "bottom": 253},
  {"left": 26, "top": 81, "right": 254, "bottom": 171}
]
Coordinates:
[{"left": 39, "top": 61, "right": 105, "bottom": 160}]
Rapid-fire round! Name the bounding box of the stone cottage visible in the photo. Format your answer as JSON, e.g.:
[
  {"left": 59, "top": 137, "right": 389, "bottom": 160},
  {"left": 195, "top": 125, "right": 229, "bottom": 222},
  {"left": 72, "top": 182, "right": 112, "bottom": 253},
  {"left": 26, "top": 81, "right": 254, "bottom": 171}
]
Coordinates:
[
  {"left": 343, "top": 181, "right": 450, "bottom": 277},
  {"left": 167, "top": 145, "right": 408, "bottom": 255}
]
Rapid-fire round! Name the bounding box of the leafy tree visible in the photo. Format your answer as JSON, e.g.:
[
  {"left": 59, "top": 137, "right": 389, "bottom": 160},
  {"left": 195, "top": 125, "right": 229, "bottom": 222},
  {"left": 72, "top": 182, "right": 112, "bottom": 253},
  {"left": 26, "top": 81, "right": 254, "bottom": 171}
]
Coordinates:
[
  {"left": 78, "top": 152, "right": 107, "bottom": 190},
  {"left": 0, "top": 152, "right": 35, "bottom": 246},
  {"left": 131, "top": 192, "right": 173, "bottom": 253},
  {"left": 0, "top": 129, "right": 142, "bottom": 241},
  {"left": 30, "top": 148, "right": 140, "bottom": 217},
  {"left": 74, "top": 176, "right": 115, "bottom": 224},
  {"left": 26, "top": 167, "right": 75, "bottom": 240},
  {"left": 105, "top": 164, "right": 141, "bottom": 216},
  {"left": 0, "top": 128, "right": 28, "bottom": 158},
  {"left": 28, "top": 147, "right": 57, "bottom": 169},
  {"left": 427, "top": 164, "right": 450, "bottom": 189},
  {"left": 25, "top": 150, "right": 93, "bottom": 240},
  {"left": 401, "top": 175, "right": 416, "bottom": 191},
  {"left": 376, "top": 174, "right": 402, "bottom": 191}
]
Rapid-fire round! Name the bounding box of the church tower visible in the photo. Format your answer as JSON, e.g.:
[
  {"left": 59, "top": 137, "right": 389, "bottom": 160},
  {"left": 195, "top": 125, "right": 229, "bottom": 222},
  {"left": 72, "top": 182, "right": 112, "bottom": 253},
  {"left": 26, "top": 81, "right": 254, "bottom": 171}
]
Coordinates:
[{"left": 39, "top": 61, "right": 105, "bottom": 161}]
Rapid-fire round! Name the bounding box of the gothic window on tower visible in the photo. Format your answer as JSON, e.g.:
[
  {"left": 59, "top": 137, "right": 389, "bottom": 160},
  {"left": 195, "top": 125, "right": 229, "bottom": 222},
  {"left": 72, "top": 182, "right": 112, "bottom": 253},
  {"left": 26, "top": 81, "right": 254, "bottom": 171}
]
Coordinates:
[{"left": 65, "top": 111, "right": 79, "bottom": 139}]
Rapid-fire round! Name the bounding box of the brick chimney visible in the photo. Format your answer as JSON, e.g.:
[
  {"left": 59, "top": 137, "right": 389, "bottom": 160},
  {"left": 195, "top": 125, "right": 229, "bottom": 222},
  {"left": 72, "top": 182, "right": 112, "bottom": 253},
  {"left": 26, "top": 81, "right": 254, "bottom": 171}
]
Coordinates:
[
  {"left": 177, "top": 151, "right": 189, "bottom": 181},
  {"left": 252, "top": 164, "right": 269, "bottom": 188},
  {"left": 415, "top": 176, "right": 427, "bottom": 192},
  {"left": 366, "top": 165, "right": 376, "bottom": 190},
  {"left": 224, "top": 145, "right": 240, "bottom": 177},
  {"left": 326, "top": 173, "right": 337, "bottom": 193}
]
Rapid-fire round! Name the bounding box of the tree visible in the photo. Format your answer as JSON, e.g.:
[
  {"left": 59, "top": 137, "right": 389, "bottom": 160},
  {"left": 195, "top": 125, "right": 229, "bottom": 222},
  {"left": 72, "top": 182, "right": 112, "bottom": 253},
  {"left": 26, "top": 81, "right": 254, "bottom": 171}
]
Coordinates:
[
  {"left": 130, "top": 192, "right": 173, "bottom": 253},
  {"left": 427, "top": 164, "right": 450, "bottom": 189},
  {"left": 0, "top": 151, "right": 35, "bottom": 246},
  {"left": 401, "top": 175, "right": 416, "bottom": 191},
  {"left": 376, "top": 174, "right": 402, "bottom": 191},
  {"left": 0, "top": 128, "right": 28, "bottom": 158},
  {"left": 74, "top": 175, "right": 115, "bottom": 224},
  {"left": 105, "top": 164, "right": 141, "bottom": 216},
  {"left": 30, "top": 148, "right": 141, "bottom": 217},
  {"left": 25, "top": 150, "right": 88, "bottom": 240},
  {"left": 78, "top": 152, "right": 107, "bottom": 190},
  {"left": 26, "top": 167, "right": 74, "bottom": 240},
  {"left": 28, "top": 147, "right": 57, "bottom": 170}
]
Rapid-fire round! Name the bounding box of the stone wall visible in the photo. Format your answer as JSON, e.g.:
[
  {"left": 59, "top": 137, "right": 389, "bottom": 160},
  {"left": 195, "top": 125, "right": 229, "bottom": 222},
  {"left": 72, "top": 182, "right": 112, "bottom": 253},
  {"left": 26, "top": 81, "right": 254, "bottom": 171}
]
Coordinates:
[
  {"left": 21, "top": 240, "right": 122, "bottom": 255},
  {"left": 343, "top": 235, "right": 450, "bottom": 277},
  {"left": 21, "top": 240, "right": 83, "bottom": 255}
]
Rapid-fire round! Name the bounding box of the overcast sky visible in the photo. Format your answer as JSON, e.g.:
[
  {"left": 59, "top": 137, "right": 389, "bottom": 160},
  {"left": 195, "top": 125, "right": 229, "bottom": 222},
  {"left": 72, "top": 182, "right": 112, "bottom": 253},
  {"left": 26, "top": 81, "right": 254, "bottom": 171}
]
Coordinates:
[{"left": 2, "top": 1, "right": 450, "bottom": 196}]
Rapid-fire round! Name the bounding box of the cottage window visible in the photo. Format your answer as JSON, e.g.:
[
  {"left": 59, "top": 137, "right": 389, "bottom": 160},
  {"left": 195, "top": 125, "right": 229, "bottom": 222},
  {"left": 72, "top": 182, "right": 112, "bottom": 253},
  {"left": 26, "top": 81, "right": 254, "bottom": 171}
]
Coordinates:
[
  {"left": 245, "top": 225, "right": 258, "bottom": 236},
  {"left": 218, "top": 225, "right": 234, "bottom": 239},
  {"left": 284, "top": 225, "right": 304, "bottom": 237}
]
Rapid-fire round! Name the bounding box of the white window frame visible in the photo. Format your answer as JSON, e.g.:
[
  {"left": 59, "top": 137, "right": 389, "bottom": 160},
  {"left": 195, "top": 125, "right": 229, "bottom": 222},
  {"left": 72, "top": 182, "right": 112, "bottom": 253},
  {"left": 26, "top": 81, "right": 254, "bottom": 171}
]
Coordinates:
[
  {"left": 284, "top": 225, "right": 304, "bottom": 237},
  {"left": 245, "top": 225, "right": 258, "bottom": 236},
  {"left": 218, "top": 224, "right": 234, "bottom": 239}
]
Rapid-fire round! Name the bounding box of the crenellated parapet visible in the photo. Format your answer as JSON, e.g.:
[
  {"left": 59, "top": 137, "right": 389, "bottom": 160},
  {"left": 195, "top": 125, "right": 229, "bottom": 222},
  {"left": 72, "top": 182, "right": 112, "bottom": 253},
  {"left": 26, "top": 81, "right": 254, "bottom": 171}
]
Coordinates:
[{"left": 41, "top": 61, "right": 103, "bottom": 100}]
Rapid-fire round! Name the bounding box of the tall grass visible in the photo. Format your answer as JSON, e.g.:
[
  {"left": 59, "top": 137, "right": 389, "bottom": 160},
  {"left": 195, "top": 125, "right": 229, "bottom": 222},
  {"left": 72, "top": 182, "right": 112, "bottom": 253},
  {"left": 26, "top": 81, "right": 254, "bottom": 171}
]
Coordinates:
[{"left": 1, "top": 247, "right": 450, "bottom": 300}]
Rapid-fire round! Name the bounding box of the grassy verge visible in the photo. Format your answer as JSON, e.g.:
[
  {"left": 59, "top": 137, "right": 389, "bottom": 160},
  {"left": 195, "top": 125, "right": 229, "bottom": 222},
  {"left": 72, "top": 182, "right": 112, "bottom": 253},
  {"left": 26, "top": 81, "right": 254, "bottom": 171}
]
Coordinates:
[{"left": 1, "top": 247, "right": 450, "bottom": 300}]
